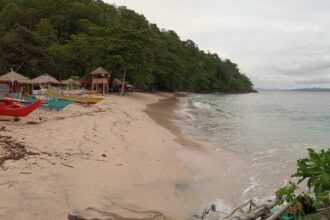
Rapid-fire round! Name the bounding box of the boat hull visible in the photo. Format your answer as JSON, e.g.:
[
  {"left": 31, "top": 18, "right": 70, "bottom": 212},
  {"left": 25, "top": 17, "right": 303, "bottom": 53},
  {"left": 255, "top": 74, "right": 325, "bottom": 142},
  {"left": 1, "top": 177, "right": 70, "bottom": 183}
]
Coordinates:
[{"left": 0, "top": 99, "right": 44, "bottom": 117}]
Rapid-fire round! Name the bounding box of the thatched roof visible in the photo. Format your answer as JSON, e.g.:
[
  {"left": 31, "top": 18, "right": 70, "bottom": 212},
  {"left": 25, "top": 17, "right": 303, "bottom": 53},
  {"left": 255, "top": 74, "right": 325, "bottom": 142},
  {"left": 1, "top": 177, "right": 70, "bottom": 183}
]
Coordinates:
[
  {"left": 90, "top": 67, "right": 110, "bottom": 75},
  {"left": 62, "top": 78, "right": 81, "bottom": 85},
  {"left": 32, "top": 73, "right": 60, "bottom": 84},
  {"left": 0, "top": 69, "right": 31, "bottom": 84}
]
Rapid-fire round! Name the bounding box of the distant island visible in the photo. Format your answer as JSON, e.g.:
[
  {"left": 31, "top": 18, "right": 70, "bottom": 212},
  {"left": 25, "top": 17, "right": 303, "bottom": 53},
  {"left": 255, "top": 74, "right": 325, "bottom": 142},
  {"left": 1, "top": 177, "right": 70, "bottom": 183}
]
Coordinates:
[
  {"left": 0, "top": 0, "right": 254, "bottom": 93},
  {"left": 291, "top": 88, "right": 330, "bottom": 92}
]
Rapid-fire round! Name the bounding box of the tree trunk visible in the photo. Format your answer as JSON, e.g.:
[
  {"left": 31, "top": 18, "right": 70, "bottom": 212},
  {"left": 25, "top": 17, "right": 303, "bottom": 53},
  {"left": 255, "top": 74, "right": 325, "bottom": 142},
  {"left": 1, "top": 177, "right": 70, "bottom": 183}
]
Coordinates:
[{"left": 120, "top": 67, "right": 126, "bottom": 96}]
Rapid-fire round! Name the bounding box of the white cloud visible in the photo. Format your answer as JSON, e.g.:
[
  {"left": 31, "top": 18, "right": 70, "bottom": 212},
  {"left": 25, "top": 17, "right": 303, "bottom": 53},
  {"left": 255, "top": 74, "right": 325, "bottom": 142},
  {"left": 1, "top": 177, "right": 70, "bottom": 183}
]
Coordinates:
[{"left": 106, "top": 0, "right": 330, "bottom": 88}]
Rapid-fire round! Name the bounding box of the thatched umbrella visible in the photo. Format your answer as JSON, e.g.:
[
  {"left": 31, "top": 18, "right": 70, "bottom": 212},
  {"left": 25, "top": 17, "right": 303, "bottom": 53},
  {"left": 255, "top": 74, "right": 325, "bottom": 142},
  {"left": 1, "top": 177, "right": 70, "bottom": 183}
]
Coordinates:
[
  {"left": 0, "top": 69, "right": 32, "bottom": 93},
  {"left": 61, "top": 78, "right": 81, "bottom": 85},
  {"left": 32, "top": 73, "right": 60, "bottom": 85},
  {"left": 0, "top": 69, "right": 31, "bottom": 84},
  {"left": 62, "top": 78, "right": 81, "bottom": 90}
]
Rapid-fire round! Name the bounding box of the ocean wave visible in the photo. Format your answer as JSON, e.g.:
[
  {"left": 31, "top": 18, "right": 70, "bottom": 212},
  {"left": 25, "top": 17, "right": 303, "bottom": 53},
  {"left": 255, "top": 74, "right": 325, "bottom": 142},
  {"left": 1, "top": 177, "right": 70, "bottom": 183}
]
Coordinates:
[
  {"left": 173, "top": 108, "right": 195, "bottom": 120},
  {"left": 174, "top": 98, "right": 195, "bottom": 119},
  {"left": 241, "top": 176, "right": 260, "bottom": 200},
  {"left": 213, "top": 199, "right": 233, "bottom": 213},
  {"left": 192, "top": 101, "right": 212, "bottom": 110}
]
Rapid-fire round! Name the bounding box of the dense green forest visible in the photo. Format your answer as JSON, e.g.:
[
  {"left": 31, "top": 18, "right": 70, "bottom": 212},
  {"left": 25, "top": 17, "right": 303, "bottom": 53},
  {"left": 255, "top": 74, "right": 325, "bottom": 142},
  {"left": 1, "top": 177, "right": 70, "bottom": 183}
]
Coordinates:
[{"left": 0, "top": 0, "right": 254, "bottom": 92}]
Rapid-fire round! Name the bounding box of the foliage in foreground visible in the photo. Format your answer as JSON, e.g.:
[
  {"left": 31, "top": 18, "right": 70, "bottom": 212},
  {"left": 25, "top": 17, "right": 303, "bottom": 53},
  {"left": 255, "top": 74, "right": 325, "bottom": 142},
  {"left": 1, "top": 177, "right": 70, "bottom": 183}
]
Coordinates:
[
  {"left": 276, "top": 148, "right": 330, "bottom": 219},
  {"left": 0, "top": 0, "right": 254, "bottom": 92}
]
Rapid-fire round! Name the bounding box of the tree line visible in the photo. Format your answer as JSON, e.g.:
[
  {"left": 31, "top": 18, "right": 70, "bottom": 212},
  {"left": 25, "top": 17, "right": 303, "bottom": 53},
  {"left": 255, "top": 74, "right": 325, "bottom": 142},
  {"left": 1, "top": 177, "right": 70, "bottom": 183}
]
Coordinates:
[{"left": 0, "top": 0, "right": 254, "bottom": 93}]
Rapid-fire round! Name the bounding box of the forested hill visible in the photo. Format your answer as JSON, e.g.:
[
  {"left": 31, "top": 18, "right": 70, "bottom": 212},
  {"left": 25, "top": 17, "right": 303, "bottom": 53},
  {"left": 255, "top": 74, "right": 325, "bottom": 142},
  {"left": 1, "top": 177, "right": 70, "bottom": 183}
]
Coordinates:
[{"left": 0, "top": 0, "right": 254, "bottom": 93}]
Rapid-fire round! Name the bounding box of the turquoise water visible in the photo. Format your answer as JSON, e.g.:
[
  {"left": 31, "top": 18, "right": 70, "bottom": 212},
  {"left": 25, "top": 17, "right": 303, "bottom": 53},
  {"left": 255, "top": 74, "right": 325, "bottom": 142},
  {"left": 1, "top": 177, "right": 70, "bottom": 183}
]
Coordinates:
[{"left": 177, "top": 91, "right": 330, "bottom": 199}]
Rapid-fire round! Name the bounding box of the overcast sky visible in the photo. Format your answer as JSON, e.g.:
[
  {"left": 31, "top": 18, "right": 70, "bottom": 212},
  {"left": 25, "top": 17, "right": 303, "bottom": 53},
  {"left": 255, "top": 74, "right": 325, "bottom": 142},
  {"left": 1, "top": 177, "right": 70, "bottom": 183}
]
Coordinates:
[{"left": 106, "top": 0, "right": 330, "bottom": 89}]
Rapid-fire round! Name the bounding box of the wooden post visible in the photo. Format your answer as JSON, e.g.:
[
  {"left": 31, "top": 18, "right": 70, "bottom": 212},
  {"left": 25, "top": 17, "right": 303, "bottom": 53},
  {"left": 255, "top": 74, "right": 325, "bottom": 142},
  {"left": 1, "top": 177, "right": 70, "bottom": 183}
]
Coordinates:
[
  {"left": 102, "top": 78, "right": 105, "bottom": 96},
  {"left": 120, "top": 67, "right": 126, "bottom": 96}
]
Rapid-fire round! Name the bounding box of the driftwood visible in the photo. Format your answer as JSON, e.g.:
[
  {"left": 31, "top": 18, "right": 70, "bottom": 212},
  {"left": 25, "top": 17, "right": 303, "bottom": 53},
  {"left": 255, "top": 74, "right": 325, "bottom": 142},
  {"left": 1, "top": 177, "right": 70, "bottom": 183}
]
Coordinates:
[
  {"left": 224, "top": 199, "right": 275, "bottom": 220},
  {"left": 224, "top": 200, "right": 254, "bottom": 219},
  {"left": 198, "top": 180, "right": 298, "bottom": 220},
  {"left": 237, "top": 207, "right": 269, "bottom": 220}
]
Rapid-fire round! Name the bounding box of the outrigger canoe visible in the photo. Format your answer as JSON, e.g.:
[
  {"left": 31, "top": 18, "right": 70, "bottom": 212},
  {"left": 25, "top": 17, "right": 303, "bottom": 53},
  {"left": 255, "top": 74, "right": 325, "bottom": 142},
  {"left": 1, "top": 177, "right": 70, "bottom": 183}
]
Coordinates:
[
  {"left": 0, "top": 99, "right": 44, "bottom": 117},
  {"left": 11, "top": 93, "right": 73, "bottom": 111},
  {"left": 47, "top": 91, "right": 103, "bottom": 104}
]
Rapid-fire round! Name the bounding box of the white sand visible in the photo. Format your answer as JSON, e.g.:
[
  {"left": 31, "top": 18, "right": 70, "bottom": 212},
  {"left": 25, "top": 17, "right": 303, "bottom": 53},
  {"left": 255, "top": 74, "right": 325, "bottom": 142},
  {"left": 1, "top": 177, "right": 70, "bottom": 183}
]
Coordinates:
[{"left": 0, "top": 93, "right": 232, "bottom": 219}]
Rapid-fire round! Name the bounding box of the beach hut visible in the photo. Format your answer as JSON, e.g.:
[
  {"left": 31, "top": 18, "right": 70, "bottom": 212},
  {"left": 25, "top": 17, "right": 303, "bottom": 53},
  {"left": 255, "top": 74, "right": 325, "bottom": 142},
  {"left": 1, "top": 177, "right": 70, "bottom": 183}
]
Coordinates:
[
  {"left": 90, "top": 67, "right": 110, "bottom": 95},
  {"left": 32, "top": 73, "right": 60, "bottom": 87},
  {"left": 0, "top": 69, "right": 32, "bottom": 93}
]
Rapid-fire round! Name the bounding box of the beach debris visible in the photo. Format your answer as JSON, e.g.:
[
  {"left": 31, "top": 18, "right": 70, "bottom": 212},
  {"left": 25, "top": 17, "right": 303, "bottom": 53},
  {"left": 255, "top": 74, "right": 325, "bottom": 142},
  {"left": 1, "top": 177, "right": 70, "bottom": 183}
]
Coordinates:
[
  {"left": 0, "top": 134, "right": 34, "bottom": 167},
  {"left": 68, "top": 206, "right": 168, "bottom": 220},
  {"left": 196, "top": 198, "right": 275, "bottom": 220},
  {"left": 101, "top": 154, "right": 106, "bottom": 158},
  {"left": 196, "top": 180, "right": 301, "bottom": 220},
  {"left": 194, "top": 204, "right": 220, "bottom": 219},
  {"left": 194, "top": 199, "right": 232, "bottom": 220},
  {"left": 26, "top": 121, "right": 39, "bottom": 125}
]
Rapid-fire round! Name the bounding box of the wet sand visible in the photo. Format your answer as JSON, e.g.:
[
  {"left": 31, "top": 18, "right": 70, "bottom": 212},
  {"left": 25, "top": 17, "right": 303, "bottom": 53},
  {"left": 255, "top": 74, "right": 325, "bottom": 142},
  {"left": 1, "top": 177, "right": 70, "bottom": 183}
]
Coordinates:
[
  {"left": 0, "top": 92, "right": 237, "bottom": 219},
  {"left": 145, "top": 94, "right": 246, "bottom": 207}
]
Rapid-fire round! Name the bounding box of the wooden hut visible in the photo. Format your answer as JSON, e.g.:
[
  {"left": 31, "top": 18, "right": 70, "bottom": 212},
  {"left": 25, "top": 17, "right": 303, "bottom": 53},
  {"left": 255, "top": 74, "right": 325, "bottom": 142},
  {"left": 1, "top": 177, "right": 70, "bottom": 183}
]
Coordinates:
[
  {"left": 32, "top": 73, "right": 60, "bottom": 87},
  {"left": 0, "top": 69, "right": 32, "bottom": 93},
  {"left": 90, "top": 67, "right": 110, "bottom": 95}
]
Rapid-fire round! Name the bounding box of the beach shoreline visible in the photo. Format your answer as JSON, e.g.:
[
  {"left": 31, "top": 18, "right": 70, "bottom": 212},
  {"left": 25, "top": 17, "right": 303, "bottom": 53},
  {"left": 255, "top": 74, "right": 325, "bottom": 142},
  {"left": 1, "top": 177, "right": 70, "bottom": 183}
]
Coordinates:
[{"left": 0, "top": 92, "right": 234, "bottom": 220}]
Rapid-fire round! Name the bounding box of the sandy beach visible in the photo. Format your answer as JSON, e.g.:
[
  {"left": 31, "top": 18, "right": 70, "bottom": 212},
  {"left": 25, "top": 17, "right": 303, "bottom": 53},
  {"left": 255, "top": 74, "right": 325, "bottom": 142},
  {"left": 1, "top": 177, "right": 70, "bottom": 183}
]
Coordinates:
[{"left": 0, "top": 93, "right": 234, "bottom": 220}]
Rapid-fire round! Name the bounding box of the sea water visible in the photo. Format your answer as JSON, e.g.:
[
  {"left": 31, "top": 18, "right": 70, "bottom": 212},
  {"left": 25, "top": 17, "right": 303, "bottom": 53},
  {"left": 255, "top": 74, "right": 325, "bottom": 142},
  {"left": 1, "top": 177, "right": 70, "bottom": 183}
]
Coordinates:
[{"left": 175, "top": 91, "right": 330, "bottom": 203}]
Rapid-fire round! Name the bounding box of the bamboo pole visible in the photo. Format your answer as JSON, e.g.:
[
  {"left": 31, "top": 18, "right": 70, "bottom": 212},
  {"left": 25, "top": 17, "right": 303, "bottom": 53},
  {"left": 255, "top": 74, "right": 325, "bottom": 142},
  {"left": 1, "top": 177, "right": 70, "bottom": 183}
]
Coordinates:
[{"left": 266, "top": 204, "right": 291, "bottom": 220}]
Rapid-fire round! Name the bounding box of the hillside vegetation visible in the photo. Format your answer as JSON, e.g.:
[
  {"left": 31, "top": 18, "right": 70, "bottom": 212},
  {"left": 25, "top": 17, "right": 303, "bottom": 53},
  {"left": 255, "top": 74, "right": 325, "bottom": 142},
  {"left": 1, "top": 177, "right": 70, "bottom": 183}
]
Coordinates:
[{"left": 0, "top": 0, "right": 254, "bottom": 92}]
